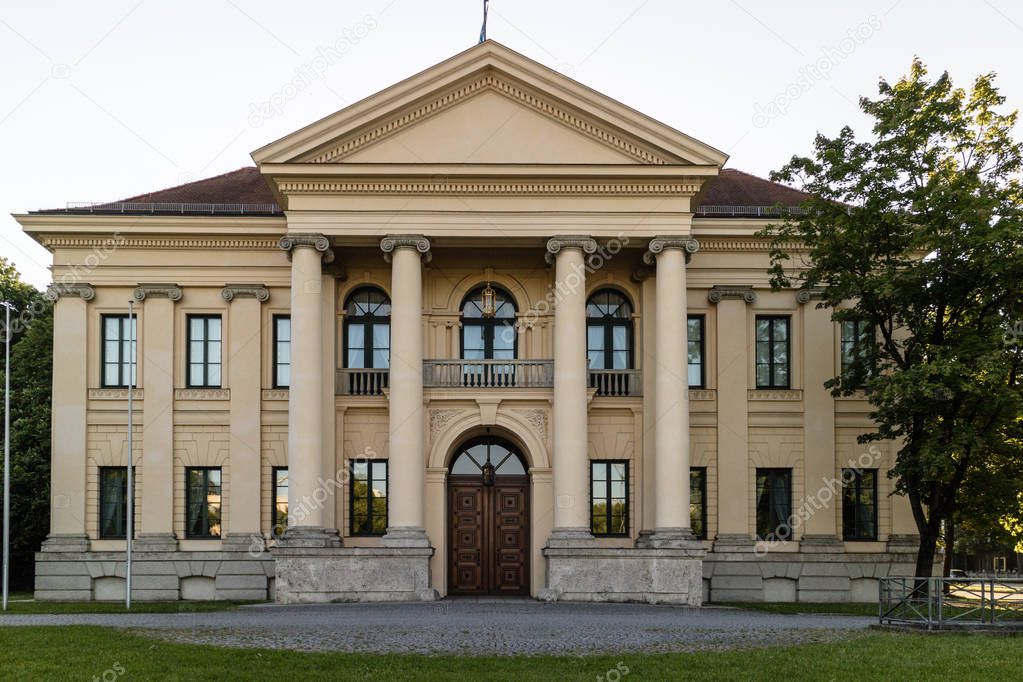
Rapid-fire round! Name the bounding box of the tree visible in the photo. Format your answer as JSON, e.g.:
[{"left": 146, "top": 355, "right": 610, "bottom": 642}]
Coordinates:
[
  {"left": 760, "top": 60, "right": 1023, "bottom": 577},
  {"left": 0, "top": 257, "right": 51, "bottom": 590}
]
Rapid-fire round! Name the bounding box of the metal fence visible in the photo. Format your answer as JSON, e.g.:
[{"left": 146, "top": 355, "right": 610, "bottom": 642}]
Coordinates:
[{"left": 879, "top": 577, "right": 1023, "bottom": 629}]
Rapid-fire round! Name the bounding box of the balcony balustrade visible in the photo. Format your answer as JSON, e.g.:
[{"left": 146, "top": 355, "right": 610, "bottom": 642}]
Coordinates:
[
  {"left": 336, "top": 368, "right": 389, "bottom": 396},
  {"left": 588, "top": 369, "right": 642, "bottom": 397}
]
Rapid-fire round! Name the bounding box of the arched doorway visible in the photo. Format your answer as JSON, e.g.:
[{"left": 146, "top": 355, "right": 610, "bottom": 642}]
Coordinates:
[{"left": 448, "top": 437, "right": 530, "bottom": 595}]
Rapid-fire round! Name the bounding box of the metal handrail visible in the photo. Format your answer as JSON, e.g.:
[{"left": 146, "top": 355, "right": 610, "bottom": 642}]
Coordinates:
[
  {"left": 61, "top": 201, "right": 282, "bottom": 215},
  {"left": 423, "top": 359, "right": 553, "bottom": 388}
]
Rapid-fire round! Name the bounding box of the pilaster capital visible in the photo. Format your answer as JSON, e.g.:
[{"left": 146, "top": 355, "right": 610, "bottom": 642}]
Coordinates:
[
  {"left": 544, "top": 235, "right": 597, "bottom": 265},
  {"left": 44, "top": 283, "right": 95, "bottom": 301},
  {"left": 380, "top": 234, "right": 431, "bottom": 264},
  {"left": 642, "top": 236, "right": 700, "bottom": 265},
  {"left": 278, "top": 233, "right": 335, "bottom": 264},
  {"left": 220, "top": 283, "right": 270, "bottom": 303},
  {"left": 795, "top": 288, "right": 827, "bottom": 305},
  {"left": 132, "top": 283, "right": 182, "bottom": 302},
  {"left": 708, "top": 285, "right": 757, "bottom": 305}
]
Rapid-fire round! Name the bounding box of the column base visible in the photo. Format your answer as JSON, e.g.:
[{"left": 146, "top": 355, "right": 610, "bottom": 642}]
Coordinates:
[
  {"left": 545, "top": 527, "right": 596, "bottom": 548},
  {"left": 648, "top": 528, "right": 703, "bottom": 549},
  {"left": 134, "top": 533, "right": 179, "bottom": 552},
  {"left": 800, "top": 534, "right": 845, "bottom": 553},
  {"left": 40, "top": 534, "right": 90, "bottom": 553},
  {"left": 381, "top": 527, "right": 431, "bottom": 548},
  {"left": 634, "top": 530, "right": 654, "bottom": 548},
  {"left": 278, "top": 526, "right": 342, "bottom": 549},
  {"left": 712, "top": 533, "right": 757, "bottom": 553},
  {"left": 274, "top": 545, "right": 436, "bottom": 603}
]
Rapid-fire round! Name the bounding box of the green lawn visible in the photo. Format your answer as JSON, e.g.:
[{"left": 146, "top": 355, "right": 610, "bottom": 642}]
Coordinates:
[
  {"left": 0, "top": 627, "right": 1018, "bottom": 681},
  {"left": 721, "top": 601, "right": 879, "bottom": 616},
  {"left": 0, "top": 600, "right": 258, "bottom": 614}
]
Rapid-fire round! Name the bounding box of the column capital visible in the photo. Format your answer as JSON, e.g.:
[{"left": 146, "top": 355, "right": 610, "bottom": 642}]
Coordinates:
[
  {"left": 544, "top": 235, "right": 596, "bottom": 265},
  {"left": 795, "top": 288, "right": 827, "bottom": 304},
  {"left": 220, "top": 283, "right": 270, "bottom": 303},
  {"left": 380, "top": 234, "right": 431, "bottom": 263},
  {"left": 708, "top": 285, "right": 757, "bottom": 305},
  {"left": 44, "top": 283, "right": 95, "bottom": 301},
  {"left": 132, "top": 283, "right": 182, "bottom": 302},
  {"left": 278, "top": 233, "right": 335, "bottom": 264},
  {"left": 642, "top": 236, "right": 699, "bottom": 265}
]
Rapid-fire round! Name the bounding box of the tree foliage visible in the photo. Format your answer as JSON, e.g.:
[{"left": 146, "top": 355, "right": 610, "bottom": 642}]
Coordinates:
[{"left": 760, "top": 60, "right": 1023, "bottom": 577}]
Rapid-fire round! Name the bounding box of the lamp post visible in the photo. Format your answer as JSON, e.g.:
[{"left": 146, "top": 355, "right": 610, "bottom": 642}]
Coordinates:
[{"left": 1, "top": 300, "right": 15, "bottom": 612}]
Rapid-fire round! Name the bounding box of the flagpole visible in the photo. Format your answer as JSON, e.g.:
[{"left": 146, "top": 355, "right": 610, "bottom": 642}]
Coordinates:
[
  {"left": 125, "top": 299, "right": 134, "bottom": 610},
  {"left": 1, "top": 301, "right": 14, "bottom": 612}
]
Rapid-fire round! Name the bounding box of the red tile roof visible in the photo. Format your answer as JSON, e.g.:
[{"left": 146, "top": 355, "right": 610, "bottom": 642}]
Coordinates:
[{"left": 35, "top": 166, "right": 810, "bottom": 217}]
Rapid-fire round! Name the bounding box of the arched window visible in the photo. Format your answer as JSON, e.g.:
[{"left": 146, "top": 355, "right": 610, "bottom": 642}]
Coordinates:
[
  {"left": 450, "top": 438, "right": 527, "bottom": 481},
  {"left": 461, "top": 285, "right": 517, "bottom": 360},
  {"left": 586, "top": 289, "right": 633, "bottom": 369},
  {"left": 344, "top": 287, "right": 390, "bottom": 369}
]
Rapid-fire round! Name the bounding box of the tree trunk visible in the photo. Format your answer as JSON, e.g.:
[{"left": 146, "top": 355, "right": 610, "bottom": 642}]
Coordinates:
[
  {"left": 916, "top": 524, "right": 940, "bottom": 578},
  {"left": 942, "top": 517, "right": 955, "bottom": 578}
]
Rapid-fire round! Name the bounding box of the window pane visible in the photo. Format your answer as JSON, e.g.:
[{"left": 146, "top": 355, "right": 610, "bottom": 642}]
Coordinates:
[
  {"left": 372, "top": 324, "right": 389, "bottom": 351},
  {"left": 190, "top": 340, "right": 205, "bottom": 364},
  {"left": 189, "top": 364, "right": 204, "bottom": 387},
  {"left": 688, "top": 364, "right": 702, "bottom": 387},
  {"left": 756, "top": 318, "right": 769, "bottom": 340},
  {"left": 189, "top": 317, "right": 204, "bottom": 340},
  {"left": 372, "top": 350, "right": 389, "bottom": 369},
  {"left": 348, "top": 324, "right": 365, "bottom": 350},
  {"left": 207, "top": 364, "right": 221, "bottom": 386},
  {"left": 462, "top": 326, "right": 484, "bottom": 352},
  {"left": 104, "top": 364, "right": 120, "bottom": 387},
  {"left": 352, "top": 461, "right": 368, "bottom": 481},
  {"left": 773, "top": 319, "right": 788, "bottom": 340},
  {"left": 611, "top": 326, "right": 628, "bottom": 351},
  {"left": 207, "top": 318, "right": 222, "bottom": 341}
]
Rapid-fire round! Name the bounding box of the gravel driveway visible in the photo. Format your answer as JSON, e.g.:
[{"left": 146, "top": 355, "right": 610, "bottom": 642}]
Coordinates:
[{"left": 0, "top": 599, "right": 873, "bottom": 655}]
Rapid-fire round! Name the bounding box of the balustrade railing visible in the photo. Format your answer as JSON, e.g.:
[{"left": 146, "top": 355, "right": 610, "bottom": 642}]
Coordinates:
[
  {"left": 423, "top": 360, "right": 554, "bottom": 388},
  {"left": 336, "top": 368, "right": 389, "bottom": 396},
  {"left": 588, "top": 369, "right": 642, "bottom": 397}
]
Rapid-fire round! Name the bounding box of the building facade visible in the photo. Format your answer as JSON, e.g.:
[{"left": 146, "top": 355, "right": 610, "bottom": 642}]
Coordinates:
[{"left": 19, "top": 42, "right": 920, "bottom": 604}]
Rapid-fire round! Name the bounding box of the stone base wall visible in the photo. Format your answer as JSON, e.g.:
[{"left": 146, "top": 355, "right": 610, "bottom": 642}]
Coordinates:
[
  {"left": 34, "top": 548, "right": 274, "bottom": 601},
  {"left": 274, "top": 547, "right": 438, "bottom": 603},
  {"left": 542, "top": 547, "right": 705, "bottom": 605}
]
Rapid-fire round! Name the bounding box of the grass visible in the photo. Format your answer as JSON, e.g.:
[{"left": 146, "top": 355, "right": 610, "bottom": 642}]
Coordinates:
[
  {"left": 0, "top": 627, "right": 1018, "bottom": 681},
  {"left": 0, "top": 599, "right": 258, "bottom": 614},
  {"left": 721, "top": 601, "right": 879, "bottom": 616}
]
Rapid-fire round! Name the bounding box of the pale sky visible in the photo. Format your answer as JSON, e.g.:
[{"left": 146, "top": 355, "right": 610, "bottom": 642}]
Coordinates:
[{"left": 2, "top": 0, "right": 1021, "bottom": 289}]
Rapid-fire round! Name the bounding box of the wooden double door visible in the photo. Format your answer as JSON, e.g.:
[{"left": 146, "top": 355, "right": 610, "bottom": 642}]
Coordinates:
[{"left": 448, "top": 476, "right": 530, "bottom": 595}]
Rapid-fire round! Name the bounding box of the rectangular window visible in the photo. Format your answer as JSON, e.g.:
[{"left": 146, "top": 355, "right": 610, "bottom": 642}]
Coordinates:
[
  {"left": 187, "top": 315, "right": 222, "bottom": 388},
  {"left": 98, "top": 466, "right": 135, "bottom": 538},
  {"left": 273, "top": 315, "right": 291, "bottom": 389},
  {"left": 842, "top": 468, "right": 878, "bottom": 541},
  {"left": 101, "top": 314, "right": 137, "bottom": 388},
  {"left": 271, "top": 467, "right": 288, "bottom": 537},
  {"left": 841, "top": 319, "right": 872, "bottom": 382},
  {"left": 185, "top": 467, "right": 222, "bottom": 538},
  {"left": 756, "top": 468, "right": 792, "bottom": 541},
  {"left": 591, "top": 461, "right": 628, "bottom": 536},
  {"left": 690, "top": 467, "right": 707, "bottom": 540},
  {"left": 755, "top": 316, "right": 790, "bottom": 389},
  {"left": 687, "top": 315, "right": 705, "bottom": 388},
  {"left": 350, "top": 460, "right": 388, "bottom": 536}
]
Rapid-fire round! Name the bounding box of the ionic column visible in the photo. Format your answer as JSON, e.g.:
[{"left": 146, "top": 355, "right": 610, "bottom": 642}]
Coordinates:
[
  {"left": 708, "top": 285, "right": 757, "bottom": 551},
  {"left": 41, "top": 283, "right": 94, "bottom": 552},
  {"left": 632, "top": 268, "right": 657, "bottom": 546},
  {"left": 644, "top": 237, "right": 700, "bottom": 547},
  {"left": 134, "top": 283, "right": 182, "bottom": 552},
  {"left": 221, "top": 284, "right": 270, "bottom": 549},
  {"left": 546, "top": 235, "right": 596, "bottom": 545},
  {"left": 278, "top": 234, "right": 339, "bottom": 547},
  {"left": 380, "top": 235, "right": 431, "bottom": 547}
]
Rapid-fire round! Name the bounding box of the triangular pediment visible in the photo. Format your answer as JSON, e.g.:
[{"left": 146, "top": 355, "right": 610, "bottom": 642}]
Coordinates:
[{"left": 252, "top": 41, "right": 727, "bottom": 168}]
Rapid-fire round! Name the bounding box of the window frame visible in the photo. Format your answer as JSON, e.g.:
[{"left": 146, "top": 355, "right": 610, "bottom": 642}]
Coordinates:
[
  {"left": 184, "top": 466, "right": 223, "bottom": 539},
  {"left": 755, "top": 315, "right": 791, "bottom": 389},
  {"left": 100, "top": 314, "right": 137, "bottom": 389},
  {"left": 271, "top": 466, "right": 289, "bottom": 538},
  {"left": 687, "top": 314, "right": 706, "bottom": 389},
  {"left": 585, "top": 289, "right": 634, "bottom": 370},
  {"left": 98, "top": 465, "right": 135, "bottom": 539},
  {"left": 349, "top": 459, "right": 389, "bottom": 537},
  {"left": 842, "top": 468, "right": 879, "bottom": 541},
  {"left": 272, "top": 315, "right": 291, "bottom": 389},
  {"left": 343, "top": 287, "right": 391, "bottom": 370},
  {"left": 690, "top": 466, "right": 708, "bottom": 540},
  {"left": 590, "top": 460, "right": 629, "bottom": 538},
  {"left": 755, "top": 467, "right": 793, "bottom": 541},
  {"left": 460, "top": 285, "right": 518, "bottom": 361},
  {"left": 185, "top": 314, "right": 223, "bottom": 389}
]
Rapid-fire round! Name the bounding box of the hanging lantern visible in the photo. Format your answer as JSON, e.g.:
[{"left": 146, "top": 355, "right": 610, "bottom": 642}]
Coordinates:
[
  {"left": 480, "top": 281, "right": 497, "bottom": 318},
  {"left": 481, "top": 461, "right": 496, "bottom": 486}
]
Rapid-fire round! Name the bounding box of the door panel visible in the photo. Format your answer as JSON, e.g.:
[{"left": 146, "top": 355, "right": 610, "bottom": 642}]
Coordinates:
[
  {"left": 449, "top": 483, "right": 485, "bottom": 593},
  {"left": 448, "top": 477, "right": 529, "bottom": 595}
]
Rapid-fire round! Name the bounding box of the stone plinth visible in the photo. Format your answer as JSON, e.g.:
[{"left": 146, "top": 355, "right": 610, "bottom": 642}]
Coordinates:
[
  {"left": 541, "top": 546, "right": 705, "bottom": 605},
  {"left": 274, "top": 546, "right": 438, "bottom": 603}
]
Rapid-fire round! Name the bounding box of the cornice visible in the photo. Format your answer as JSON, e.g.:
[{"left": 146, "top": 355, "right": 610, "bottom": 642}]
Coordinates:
[
  {"left": 708, "top": 285, "right": 757, "bottom": 305},
  {"left": 40, "top": 236, "right": 281, "bottom": 250},
  {"left": 303, "top": 72, "right": 675, "bottom": 165},
  {"left": 545, "top": 235, "right": 597, "bottom": 265},
  {"left": 221, "top": 284, "right": 270, "bottom": 303},
  {"left": 276, "top": 180, "right": 702, "bottom": 197},
  {"left": 380, "top": 234, "right": 432, "bottom": 264},
  {"left": 278, "top": 233, "right": 335, "bottom": 264},
  {"left": 133, "top": 283, "right": 182, "bottom": 302},
  {"left": 45, "top": 283, "right": 95, "bottom": 301},
  {"left": 642, "top": 236, "right": 700, "bottom": 265}
]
